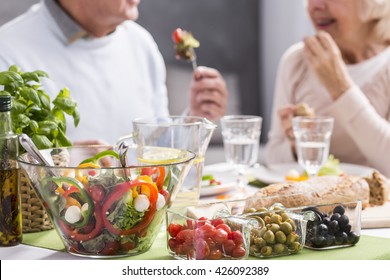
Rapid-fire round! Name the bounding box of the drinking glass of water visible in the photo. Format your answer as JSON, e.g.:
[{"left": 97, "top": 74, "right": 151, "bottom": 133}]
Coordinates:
[
  {"left": 292, "top": 116, "right": 334, "bottom": 178},
  {"left": 220, "top": 115, "right": 262, "bottom": 194}
]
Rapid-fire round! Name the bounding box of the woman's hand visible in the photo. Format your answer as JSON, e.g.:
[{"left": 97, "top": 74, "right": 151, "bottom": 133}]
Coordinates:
[
  {"left": 278, "top": 105, "right": 296, "bottom": 145},
  {"left": 303, "top": 31, "right": 354, "bottom": 100},
  {"left": 189, "top": 66, "right": 228, "bottom": 121}
]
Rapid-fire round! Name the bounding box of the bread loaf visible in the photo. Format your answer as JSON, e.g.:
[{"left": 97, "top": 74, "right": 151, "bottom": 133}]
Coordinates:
[
  {"left": 364, "top": 171, "right": 390, "bottom": 206},
  {"left": 246, "top": 175, "right": 370, "bottom": 210}
]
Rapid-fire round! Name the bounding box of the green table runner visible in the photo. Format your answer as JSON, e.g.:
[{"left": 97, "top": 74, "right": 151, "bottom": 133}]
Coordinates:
[{"left": 23, "top": 229, "right": 390, "bottom": 260}]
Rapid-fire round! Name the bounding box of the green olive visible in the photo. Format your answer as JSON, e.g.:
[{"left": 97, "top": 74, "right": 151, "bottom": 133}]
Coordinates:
[
  {"left": 280, "top": 222, "right": 293, "bottom": 235},
  {"left": 285, "top": 218, "right": 297, "bottom": 231},
  {"left": 245, "top": 207, "right": 257, "bottom": 213},
  {"left": 273, "top": 243, "right": 287, "bottom": 254},
  {"left": 264, "top": 215, "right": 272, "bottom": 224},
  {"left": 286, "top": 232, "right": 299, "bottom": 245},
  {"left": 288, "top": 241, "right": 301, "bottom": 253},
  {"left": 275, "top": 231, "right": 287, "bottom": 244},
  {"left": 260, "top": 246, "right": 273, "bottom": 256},
  {"left": 270, "top": 214, "right": 282, "bottom": 224},
  {"left": 254, "top": 237, "right": 266, "bottom": 248},
  {"left": 280, "top": 212, "right": 289, "bottom": 222},
  {"left": 267, "top": 223, "right": 280, "bottom": 233},
  {"left": 263, "top": 230, "right": 275, "bottom": 244}
]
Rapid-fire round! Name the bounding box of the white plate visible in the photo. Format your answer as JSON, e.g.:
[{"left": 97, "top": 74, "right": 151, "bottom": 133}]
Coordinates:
[
  {"left": 250, "top": 162, "right": 375, "bottom": 184},
  {"left": 201, "top": 163, "right": 236, "bottom": 197}
]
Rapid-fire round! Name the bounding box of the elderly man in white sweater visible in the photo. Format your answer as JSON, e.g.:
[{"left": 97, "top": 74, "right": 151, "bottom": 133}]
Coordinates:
[{"left": 0, "top": 0, "right": 228, "bottom": 145}]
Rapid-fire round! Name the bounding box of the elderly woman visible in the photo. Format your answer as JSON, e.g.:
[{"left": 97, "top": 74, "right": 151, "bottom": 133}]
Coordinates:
[{"left": 264, "top": 0, "right": 390, "bottom": 176}]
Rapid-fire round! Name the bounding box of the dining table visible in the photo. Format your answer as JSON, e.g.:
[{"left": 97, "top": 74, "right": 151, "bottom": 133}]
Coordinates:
[{"left": 1, "top": 162, "right": 390, "bottom": 260}]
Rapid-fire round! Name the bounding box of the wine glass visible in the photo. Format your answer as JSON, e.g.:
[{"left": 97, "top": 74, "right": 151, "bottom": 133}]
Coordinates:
[
  {"left": 292, "top": 116, "right": 334, "bottom": 178},
  {"left": 220, "top": 115, "right": 262, "bottom": 195}
]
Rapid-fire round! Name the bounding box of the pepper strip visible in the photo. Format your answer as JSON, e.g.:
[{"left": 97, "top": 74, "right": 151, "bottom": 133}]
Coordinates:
[
  {"left": 141, "top": 167, "right": 166, "bottom": 190},
  {"left": 59, "top": 202, "right": 103, "bottom": 242},
  {"left": 102, "top": 180, "right": 158, "bottom": 236},
  {"left": 48, "top": 177, "right": 94, "bottom": 228}
]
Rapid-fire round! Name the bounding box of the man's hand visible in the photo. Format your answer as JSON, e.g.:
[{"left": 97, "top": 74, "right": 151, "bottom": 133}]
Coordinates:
[{"left": 189, "top": 66, "right": 228, "bottom": 121}]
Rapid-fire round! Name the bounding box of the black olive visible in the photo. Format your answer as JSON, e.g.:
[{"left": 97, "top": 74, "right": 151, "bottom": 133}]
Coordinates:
[
  {"left": 343, "top": 224, "right": 352, "bottom": 234},
  {"left": 330, "top": 213, "right": 341, "bottom": 221},
  {"left": 328, "top": 220, "right": 340, "bottom": 234},
  {"left": 323, "top": 217, "right": 331, "bottom": 225},
  {"left": 348, "top": 232, "right": 360, "bottom": 245},
  {"left": 333, "top": 205, "right": 345, "bottom": 215},
  {"left": 338, "top": 214, "right": 350, "bottom": 228}
]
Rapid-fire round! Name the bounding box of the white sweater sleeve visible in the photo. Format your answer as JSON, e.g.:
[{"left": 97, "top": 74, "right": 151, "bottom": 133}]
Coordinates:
[{"left": 328, "top": 84, "right": 390, "bottom": 174}]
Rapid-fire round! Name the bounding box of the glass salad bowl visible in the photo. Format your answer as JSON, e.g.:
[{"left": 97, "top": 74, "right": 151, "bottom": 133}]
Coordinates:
[{"left": 17, "top": 145, "right": 195, "bottom": 258}]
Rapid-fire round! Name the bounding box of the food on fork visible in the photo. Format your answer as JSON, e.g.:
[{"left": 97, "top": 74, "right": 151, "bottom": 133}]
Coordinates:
[
  {"left": 172, "top": 28, "right": 200, "bottom": 62},
  {"left": 293, "top": 102, "right": 315, "bottom": 117}
]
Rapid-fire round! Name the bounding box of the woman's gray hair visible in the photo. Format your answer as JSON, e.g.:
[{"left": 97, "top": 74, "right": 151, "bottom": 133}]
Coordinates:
[{"left": 359, "top": 0, "right": 390, "bottom": 41}]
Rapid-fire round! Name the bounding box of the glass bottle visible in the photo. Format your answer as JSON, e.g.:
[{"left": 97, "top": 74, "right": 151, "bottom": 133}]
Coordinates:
[{"left": 0, "top": 94, "right": 22, "bottom": 246}]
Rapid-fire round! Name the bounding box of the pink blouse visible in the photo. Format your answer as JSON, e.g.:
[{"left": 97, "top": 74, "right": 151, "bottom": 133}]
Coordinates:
[{"left": 264, "top": 42, "right": 390, "bottom": 176}]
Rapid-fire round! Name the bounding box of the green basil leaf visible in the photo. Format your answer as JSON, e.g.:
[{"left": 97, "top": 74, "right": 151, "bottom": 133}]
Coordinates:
[
  {"left": 11, "top": 99, "right": 27, "bottom": 114},
  {"left": 56, "top": 129, "right": 72, "bottom": 147},
  {"left": 38, "top": 90, "right": 50, "bottom": 110},
  {"left": 31, "top": 134, "right": 53, "bottom": 149},
  {"left": 0, "top": 71, "right": 24, "bottom": 87},
  {"left": 38, "top": 120, "right": 57, "bottom": 131},
  {"left": 8, "top": 65, "right": 21, "bottom": 73},
  {"left": 72, "top": 108, "right": 80, "bottom": 127},
  {"left": 21, "top": 87, "right": 41, "bottom": 106},
  {"left": 14, "top": 114, "right": 31, "bottom": 128},
  {"left": 29, "top": 120, "right": 39, "bottom": 134}
]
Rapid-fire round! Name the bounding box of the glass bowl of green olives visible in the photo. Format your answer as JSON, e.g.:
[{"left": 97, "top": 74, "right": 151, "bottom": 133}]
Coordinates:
[
  {"left": 165, "top": 201, "right": 256, "bottom": 260},
  {"left": 300, "top": 200, "right": 362, "bottom": 250},
  {"left": 242, "top": 204, "right": 309, "bottom": 258}
]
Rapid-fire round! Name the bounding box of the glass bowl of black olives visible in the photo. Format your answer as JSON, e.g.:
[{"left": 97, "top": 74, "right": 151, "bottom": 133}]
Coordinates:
[{"left": 300, "top": 200, "right": 361, "bottom": 250}]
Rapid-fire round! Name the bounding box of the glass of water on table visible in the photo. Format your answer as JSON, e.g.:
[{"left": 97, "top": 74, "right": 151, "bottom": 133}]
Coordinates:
[
  {"left": 220, "top": 115, "right": 262, "bottom": 195},
  {"left": 292, "top": 116, "right": 334, "bottom": 178}
]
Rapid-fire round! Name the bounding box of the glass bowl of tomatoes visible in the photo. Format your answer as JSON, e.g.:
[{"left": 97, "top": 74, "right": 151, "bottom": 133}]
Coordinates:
[
  {"left": 18, "top": 145, "right": 195, "bottom": 258},
  {"left": 165, "top": 201, "right": 257, "bottom": 260}
]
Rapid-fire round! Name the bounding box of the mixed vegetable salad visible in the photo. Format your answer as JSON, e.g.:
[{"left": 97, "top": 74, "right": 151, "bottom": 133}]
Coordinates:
[{"left": 40, "top": 150, "right": 175, "bottom": 257}]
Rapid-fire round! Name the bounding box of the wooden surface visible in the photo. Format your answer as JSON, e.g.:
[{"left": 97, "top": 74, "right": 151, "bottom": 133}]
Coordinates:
[{"left": 362, "top": 200, "right": 390, "bottom": 228}]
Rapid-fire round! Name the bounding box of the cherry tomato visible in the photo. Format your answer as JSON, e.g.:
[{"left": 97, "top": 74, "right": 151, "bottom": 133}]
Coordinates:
[
  {"left": 222, "top": 239, "right": 235, "bottom": 256},
  {"left": 210, "top": 218, "right": 224, "bottom": 227},
  {"left": 176, "top": 229, "right": 194, "bottom": 244},
  {"left": 231, "top": 246, "right": 246, "bottom": 259},
  {"left": 216, "top": 223, "right": 231, "bottom": 234},
  {"left": 229, "top": 230, "right": 244, "bottom": 246},
  {"left": 172, "top": 28, "right": 183, "bottom": 44},
  {"left": 167, "top": 223, "right": 183, "bottom": 238},
  {"left": 204, "top": 237, "right": 217, "bottom": 250},
  {"left": 208, "top": 249, "right": 223, "bottom": 260},
  {"left": 212, "top": 228, "right": 228, "bottom": 243},
  {"left": 195, "top": 217, "right": 207, "bottom": 228},
  {"left": 195, "top": 224, "right": 215, "bottom": 240},
  {"left": 168, "top": 238, "right": 177, "bottom": 251},
  {"left": 195, "top": 239, "right": 210, "bottom": 260},
  {"left": 88, "top": 184, "right": 106, "bottom": 202}
]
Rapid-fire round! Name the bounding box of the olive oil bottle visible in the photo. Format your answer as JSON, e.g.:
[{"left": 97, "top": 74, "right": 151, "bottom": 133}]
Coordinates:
[{"left": 0, "top": 94, "right": 22, "bottom": 246}]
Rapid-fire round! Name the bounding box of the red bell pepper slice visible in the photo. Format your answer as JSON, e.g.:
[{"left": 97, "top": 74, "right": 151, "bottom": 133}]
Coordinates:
[
  {"left": 102, "top": 180, "right": 158, "bottom": 236},
  {"left": 59, "top": 202, "right": 103, "bottom": 242},
  {"left": 141, "top": 167, "right": 165, "bottom": 190}
]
